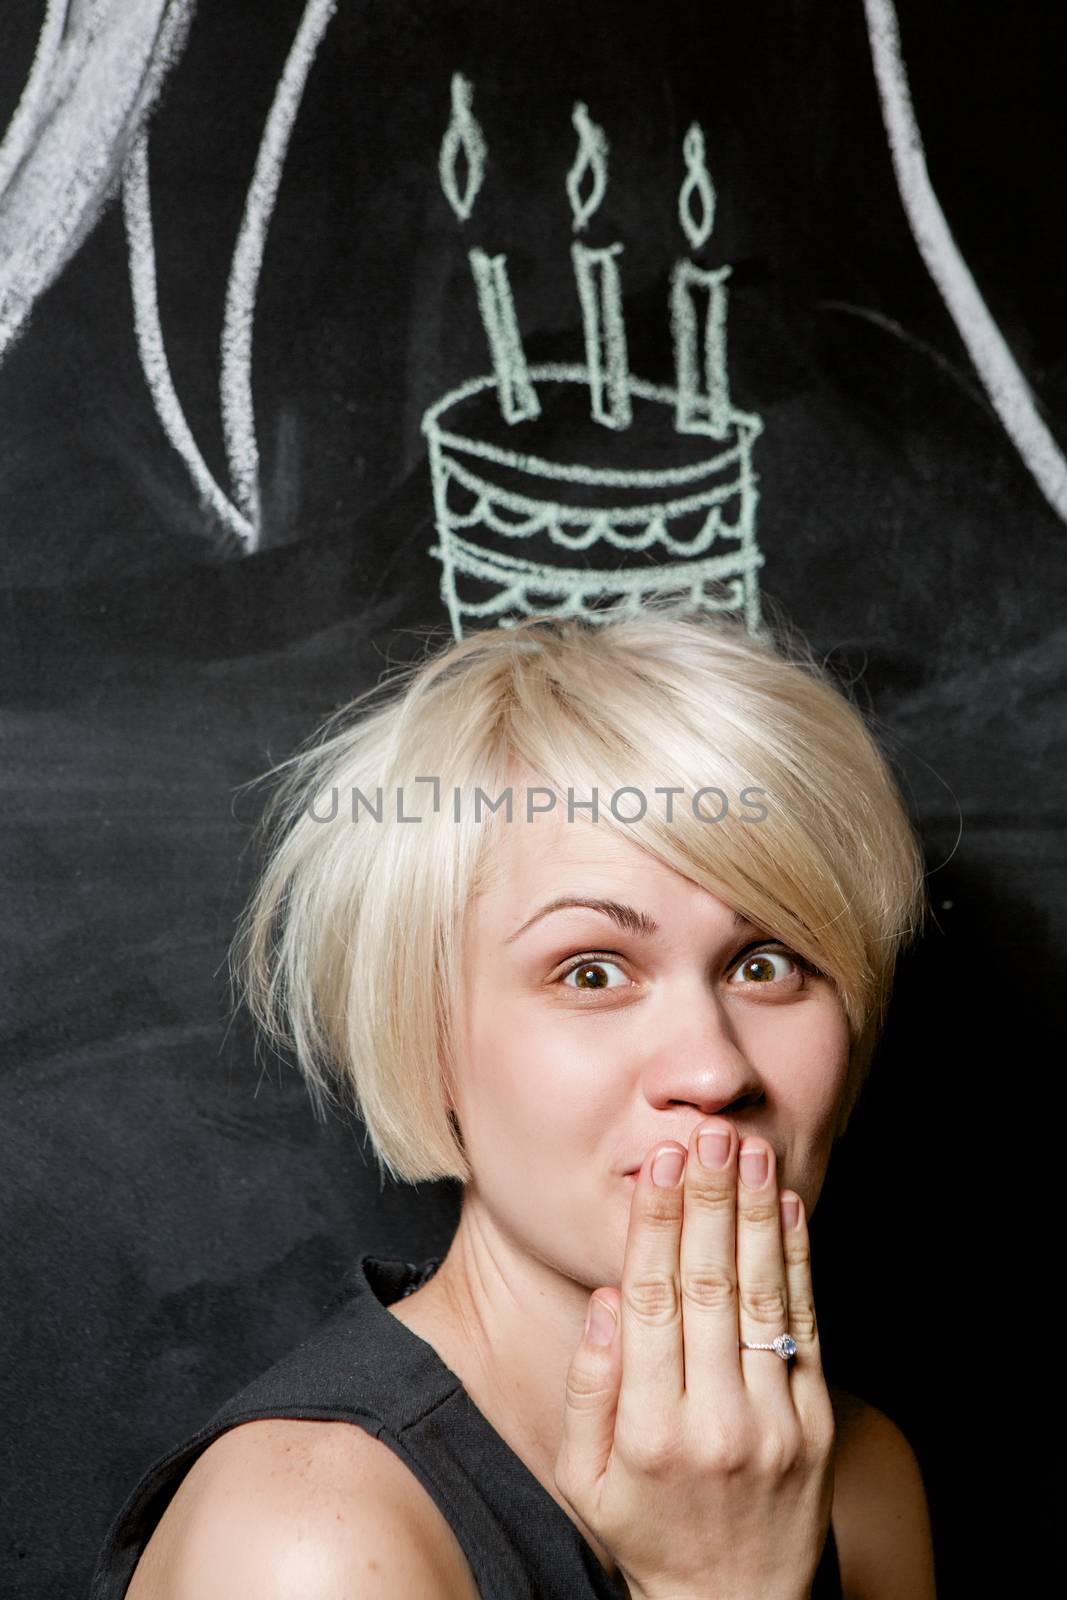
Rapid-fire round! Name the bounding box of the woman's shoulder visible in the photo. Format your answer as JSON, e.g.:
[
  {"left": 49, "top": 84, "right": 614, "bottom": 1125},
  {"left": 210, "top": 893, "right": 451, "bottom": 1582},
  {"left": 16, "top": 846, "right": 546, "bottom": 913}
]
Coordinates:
[
  {"left": 125, "top": 1416, "right": 481, "bottom": 1600},
  {"left": 827, "top": 1386, "right": 937, "bottom": 1600}
]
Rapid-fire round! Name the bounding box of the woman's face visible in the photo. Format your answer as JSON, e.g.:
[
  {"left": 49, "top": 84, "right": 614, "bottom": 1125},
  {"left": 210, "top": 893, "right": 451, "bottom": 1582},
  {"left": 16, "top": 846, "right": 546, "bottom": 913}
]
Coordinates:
[{"left": 450, "top": 794, "right": 852, "bottom": 1290}]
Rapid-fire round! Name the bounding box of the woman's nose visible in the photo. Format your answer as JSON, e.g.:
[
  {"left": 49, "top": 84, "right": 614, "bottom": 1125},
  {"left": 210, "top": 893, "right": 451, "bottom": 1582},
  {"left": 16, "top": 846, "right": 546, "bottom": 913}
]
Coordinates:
[
  {"left": 640, "top": 999, "right": 764, "bottom": 1115},
  {"left": 644, "top": 1063, "right": 764, "bottom": 1118}
]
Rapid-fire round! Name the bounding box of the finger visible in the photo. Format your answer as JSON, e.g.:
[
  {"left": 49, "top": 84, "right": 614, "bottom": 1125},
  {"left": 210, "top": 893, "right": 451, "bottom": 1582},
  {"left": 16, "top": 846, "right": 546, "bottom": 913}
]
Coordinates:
[
  {"left": 615, "top": 1141, "right": 687, "bottom": 1435},
  {"left": 735, "top": 1137, "right": 792, "bottom": 1401},
  {"left": 677, "top": 1117, "right": 746, "bottom": 1404},
  {"left": 780, "top": 1193, "right": 832, "bottom": 1435},
  {"left": 555, "top": 1287, "right": 622, "bottom": 1508}
]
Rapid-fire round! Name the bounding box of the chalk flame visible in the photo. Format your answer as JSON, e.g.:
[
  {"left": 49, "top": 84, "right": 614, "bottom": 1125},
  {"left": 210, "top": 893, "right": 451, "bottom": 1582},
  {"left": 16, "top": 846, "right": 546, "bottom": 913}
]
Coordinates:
[
  {"left": 439, "top": 73, "right": 487, "bottom": 222},
  {"left": 566, "top": 102, "right": 609, "bottom": 232},
  {"left": 678, "top": 123, "right": 715, "bottom": 252}
]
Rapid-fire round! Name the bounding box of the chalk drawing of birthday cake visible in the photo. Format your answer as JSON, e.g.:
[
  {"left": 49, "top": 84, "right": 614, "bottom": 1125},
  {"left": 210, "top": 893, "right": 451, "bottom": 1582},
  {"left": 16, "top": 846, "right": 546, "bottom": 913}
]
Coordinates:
[{"left": 424, "top": 80, "right": 765, "bottom": 639}]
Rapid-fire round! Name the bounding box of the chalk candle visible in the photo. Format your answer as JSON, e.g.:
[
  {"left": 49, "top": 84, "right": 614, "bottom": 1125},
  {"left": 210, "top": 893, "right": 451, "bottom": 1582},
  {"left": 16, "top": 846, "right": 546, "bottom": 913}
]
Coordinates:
[
  {"left": 568, "top": 103, "right": 632, "bottom": 431},
  {"left": 439, "top": 73, "right": 539, "bottom": 425},
  {"left": 671, "top": 124, "right": 730, "bottom": 439}
]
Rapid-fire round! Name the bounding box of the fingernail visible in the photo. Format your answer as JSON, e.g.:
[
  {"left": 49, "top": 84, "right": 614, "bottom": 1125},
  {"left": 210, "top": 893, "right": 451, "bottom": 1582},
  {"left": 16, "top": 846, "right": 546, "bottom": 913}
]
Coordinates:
[
  {"left": 739, "top": 1145, "right": 769, "bottom": 1188},
  {"left": 780, "top": 1196, "right": 800, "bottom": 1231},
  {"left": 652, "top": 1147, "right": 685, "bottom": 1187},
  {"left": 585, "top": 1296, "right": 617, "bottom": 1346},
  {"left": 697, "top": 1130, "right": 731, "bottom": 1169}
]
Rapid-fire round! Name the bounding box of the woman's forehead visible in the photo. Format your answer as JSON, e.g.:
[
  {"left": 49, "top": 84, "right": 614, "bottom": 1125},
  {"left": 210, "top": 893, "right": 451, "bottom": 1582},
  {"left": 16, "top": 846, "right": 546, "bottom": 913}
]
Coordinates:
[
  {"left": 471, "top": 807, "right": 719, "bottom": 930},
  {"left": 483, "top": 803, "right": 649, "bottom": 883}
]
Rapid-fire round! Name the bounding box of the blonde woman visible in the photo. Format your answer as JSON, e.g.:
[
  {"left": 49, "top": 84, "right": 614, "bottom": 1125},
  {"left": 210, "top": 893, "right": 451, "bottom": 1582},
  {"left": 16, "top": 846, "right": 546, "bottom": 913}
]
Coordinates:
[{"left": 91, "top": 603, "right": 937, "bottom": 1600}]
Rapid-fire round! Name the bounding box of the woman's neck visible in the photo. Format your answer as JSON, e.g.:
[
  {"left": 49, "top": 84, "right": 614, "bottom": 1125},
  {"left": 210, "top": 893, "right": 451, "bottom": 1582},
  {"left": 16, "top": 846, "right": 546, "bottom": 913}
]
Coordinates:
[{"left": 385, "top": 1204, "right": 625, "bottom": 1586}]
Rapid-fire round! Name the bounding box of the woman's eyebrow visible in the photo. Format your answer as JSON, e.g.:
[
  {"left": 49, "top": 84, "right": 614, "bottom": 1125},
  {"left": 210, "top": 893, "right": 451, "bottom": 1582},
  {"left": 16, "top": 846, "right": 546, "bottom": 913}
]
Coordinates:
[{"left": 504, "top": 897, "right": 758, "bottom": 944}]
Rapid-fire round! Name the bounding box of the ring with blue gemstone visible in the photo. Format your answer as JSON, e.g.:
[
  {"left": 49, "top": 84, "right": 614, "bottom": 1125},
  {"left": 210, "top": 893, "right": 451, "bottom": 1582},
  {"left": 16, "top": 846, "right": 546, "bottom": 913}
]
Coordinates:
[{"left": 738, "top": 1333, "right": 798, "bottom": 1362}]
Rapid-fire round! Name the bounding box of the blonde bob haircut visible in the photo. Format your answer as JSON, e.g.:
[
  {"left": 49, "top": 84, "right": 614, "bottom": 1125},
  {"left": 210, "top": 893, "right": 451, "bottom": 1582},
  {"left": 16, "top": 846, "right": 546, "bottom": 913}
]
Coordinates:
[{"left": 230, "top": 599, "right": 929, "bottom": 1187}]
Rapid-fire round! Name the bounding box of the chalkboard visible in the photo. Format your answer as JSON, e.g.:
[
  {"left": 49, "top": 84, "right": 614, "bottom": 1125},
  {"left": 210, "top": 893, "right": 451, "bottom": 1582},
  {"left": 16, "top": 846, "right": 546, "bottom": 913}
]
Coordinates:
[{"left": 1, "top": 2, "right": 1063, "bottom": 1593}]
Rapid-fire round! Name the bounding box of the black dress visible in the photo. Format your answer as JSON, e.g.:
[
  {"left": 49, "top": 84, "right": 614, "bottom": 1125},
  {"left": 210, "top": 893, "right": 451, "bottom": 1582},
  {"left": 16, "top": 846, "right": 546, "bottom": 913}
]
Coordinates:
[{"left": 88, "top": 1253, "right": 842, "bottom": 1598}]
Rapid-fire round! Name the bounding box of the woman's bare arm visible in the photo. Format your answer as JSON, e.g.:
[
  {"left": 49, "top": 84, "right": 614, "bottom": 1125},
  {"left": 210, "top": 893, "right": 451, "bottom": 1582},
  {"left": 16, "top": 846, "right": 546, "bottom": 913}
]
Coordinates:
[
  {"left": 830, "top": 1393, "right": 937, "bottom": 1600},
  {"left": 127, "top": 1418, "right": 480, "bottom": 1600}
]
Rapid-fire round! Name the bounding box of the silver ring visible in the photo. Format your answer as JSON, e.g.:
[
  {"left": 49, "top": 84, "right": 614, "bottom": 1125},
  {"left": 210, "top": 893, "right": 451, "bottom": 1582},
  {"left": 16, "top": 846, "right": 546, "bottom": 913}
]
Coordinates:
[{"left": 739, "top": 1334, "right": 797, "bottom": 1361}]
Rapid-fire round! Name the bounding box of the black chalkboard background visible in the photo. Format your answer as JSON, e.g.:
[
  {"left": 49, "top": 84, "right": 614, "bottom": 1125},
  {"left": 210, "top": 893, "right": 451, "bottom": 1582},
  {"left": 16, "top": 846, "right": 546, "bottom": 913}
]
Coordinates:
[{"left": 1, "top": 1, "right": 1063, "bottom": 1594}]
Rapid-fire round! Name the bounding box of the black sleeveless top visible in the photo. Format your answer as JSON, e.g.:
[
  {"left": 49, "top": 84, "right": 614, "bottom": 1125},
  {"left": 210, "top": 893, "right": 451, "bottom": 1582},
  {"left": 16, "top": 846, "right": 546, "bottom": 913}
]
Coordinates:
[{"left": 89, "top": 1253, "right": 842, "bottom": 1598}]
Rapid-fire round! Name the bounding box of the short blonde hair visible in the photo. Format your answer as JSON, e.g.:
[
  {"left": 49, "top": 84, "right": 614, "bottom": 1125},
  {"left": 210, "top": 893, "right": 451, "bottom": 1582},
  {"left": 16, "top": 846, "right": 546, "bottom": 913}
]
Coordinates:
[{"left": 229, "top": 600, "right": 929, "bottom": 1186}]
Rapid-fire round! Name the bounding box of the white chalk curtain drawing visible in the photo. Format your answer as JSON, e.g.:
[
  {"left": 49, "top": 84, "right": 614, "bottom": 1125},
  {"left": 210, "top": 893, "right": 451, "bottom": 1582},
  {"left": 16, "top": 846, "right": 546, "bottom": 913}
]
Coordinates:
[
  {"left": 860, "top": 0, "right": 1067, "bottom": 525},
  {"left": 0, "top": 0, "right": 341, "bottom": 556},
  {"left": 0, "top": 0, "right": 195, "bottom": 362},
  {"left": 123, "top": 0, "right": 340, "bottom": 553},
  {"left": 430, "top": 73, "right": 765, "bottom": 639},
  {"left": 0, "top": 4, "right": 1064, "bottom": 574}
]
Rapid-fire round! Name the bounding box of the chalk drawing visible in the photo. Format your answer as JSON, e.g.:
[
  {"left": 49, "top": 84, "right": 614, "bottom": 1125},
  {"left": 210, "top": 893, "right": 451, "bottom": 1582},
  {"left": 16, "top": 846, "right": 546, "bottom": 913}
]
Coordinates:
[
  {"left": 440, "top": 74, "right": 539, "bottom": 424},
  {"left": 220, "top": 0, "right": 339, "bottom": 534},
  {"left": 468, "top": 249, "right": 541, "bottom": 424},
  {"left": 123, "top": 136, "right": 254, "bottom": 548},
  {"left": 0, "top": 0, "right": 67, "bottom": 198},
  {"left": 423, "top": 359, "right": 764, "bottom": 638},
  {"left": 0, "top": 0, "right": 195, "bottom": 365},
  {"left": 819, "top": 299, "right": 990, "bottom": 412},
  {"left": 678, "top": 123, "right": 715, "bottom": 252},
  {"left": 572, "top": 242, "right": 632, "bottom": 430},
  {"left": 424, "top": 87, "right": 766, "bottom": 639},
  {"left": 672, "top": 125, "right": 731, "bottom": 439},
  {"left": 438, "top": 72, "right": 487, "bottom": 222},
  {"left": 0, "top": 0, "right": 339, "bottom": 543},
  {"left": 4, "top": 1, "right": 1065, "bottom": 561},
  {"left": 568, "top": 103, "right": 631, "bottom": 429},
  {"left": 566, "top": 103, "right": 609, "bottom": 234},
  {"left": 423, "top": 365, "right": 764, "bottom": 635},
  {"left": 863, "top": 0, "right": 1067, "bottom": 525},
  {"left": 118, "top": 0, "right": 338, "bottom": 548},
  {"left": 1, "top": 0, "right": 337, "bottom": 546},
  {"left": 671, "top": 263, "right": 731, "bottom": 439}
]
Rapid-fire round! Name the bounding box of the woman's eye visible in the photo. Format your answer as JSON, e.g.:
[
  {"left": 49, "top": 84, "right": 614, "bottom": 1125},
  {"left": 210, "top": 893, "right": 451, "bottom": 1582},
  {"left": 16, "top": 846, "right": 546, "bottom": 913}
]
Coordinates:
[
  {"left": 560, "top": 957, "right": 629, "bottom": 992},
  {"left": 729, "top": 948, "right": 803, "bottom": 985}
]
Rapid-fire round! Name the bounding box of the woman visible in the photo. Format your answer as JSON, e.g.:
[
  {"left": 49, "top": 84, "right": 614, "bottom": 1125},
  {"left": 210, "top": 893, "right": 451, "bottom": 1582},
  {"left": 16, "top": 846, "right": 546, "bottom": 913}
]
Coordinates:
[{"left": 90, "top": 602, "right": 937, "bottom": 1599}]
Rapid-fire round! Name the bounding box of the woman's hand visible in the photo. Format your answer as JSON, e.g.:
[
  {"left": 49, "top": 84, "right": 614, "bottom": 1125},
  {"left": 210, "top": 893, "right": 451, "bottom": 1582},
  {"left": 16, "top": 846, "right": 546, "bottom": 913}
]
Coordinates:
[{"left": 554, "top": 1120, "right": 836, "bottom": 1600}]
